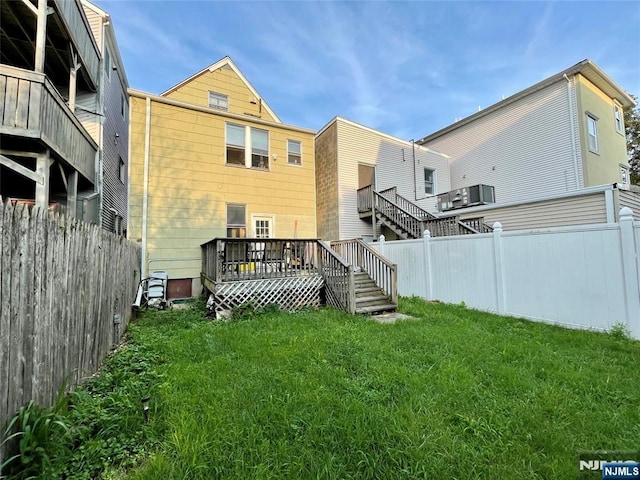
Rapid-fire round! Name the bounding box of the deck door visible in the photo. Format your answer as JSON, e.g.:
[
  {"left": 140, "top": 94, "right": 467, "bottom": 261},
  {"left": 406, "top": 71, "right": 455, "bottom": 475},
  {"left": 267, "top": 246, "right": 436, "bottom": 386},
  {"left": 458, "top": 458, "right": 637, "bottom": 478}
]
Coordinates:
[
  {"left": 358, "top": 163, "right": 376, "bottom": 189},
  {"left": 252, "top": 214, "right": 274, "bottom": 238}
]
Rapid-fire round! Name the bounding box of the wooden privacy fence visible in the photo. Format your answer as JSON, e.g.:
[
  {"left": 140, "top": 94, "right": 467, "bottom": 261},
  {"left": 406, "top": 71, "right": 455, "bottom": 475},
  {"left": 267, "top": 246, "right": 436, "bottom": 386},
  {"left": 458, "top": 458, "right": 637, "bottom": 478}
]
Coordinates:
[{"left": 0, "top": 202, "right": 142, "bottom": 430}]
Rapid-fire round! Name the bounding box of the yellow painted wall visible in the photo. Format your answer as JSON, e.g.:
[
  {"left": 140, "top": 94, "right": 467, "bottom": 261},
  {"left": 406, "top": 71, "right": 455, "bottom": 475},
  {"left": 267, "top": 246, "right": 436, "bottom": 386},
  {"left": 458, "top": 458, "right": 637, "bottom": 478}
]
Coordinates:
[
  {"left": 163, "top": 64, "right": 277, "bottom": 122},
  {"left": 128, "top": 95, "right": 316, "bottom": 283},
  {"left": 575, "top": 74, "right": 629, "bottom": 186}
]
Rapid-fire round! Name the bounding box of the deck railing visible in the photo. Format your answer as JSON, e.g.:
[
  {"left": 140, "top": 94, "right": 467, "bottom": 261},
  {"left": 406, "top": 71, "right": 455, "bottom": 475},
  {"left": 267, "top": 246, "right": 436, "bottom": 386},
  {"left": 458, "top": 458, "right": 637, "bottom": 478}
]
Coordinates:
[
  {"left": 200, "top": 238, "right": 320, "bottom": 284},
  {"left": 317, "top": 241, "right": 356, "bottom": 314},
  {"left": 331, "top": 238, "right": 397, "bottom": 306},
  {"left": 0, "top": 65, "right": 98, "bottom": 183},
  {"left": 357, "top": 184, "right": 374, "bottom": 213},
  {"left": 201, "top": 238, "right": 356, "bottom": 314}
]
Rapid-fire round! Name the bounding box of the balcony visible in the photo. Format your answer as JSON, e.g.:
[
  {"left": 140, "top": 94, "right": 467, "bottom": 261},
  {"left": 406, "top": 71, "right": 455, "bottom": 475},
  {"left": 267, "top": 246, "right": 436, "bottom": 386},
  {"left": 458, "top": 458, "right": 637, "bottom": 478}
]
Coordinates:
[
  {"left": 51, "top": 0, "right": 100, "bottom": 87},
  {"left": 0, "top": 65, "right": 98, "bottom": 184}
]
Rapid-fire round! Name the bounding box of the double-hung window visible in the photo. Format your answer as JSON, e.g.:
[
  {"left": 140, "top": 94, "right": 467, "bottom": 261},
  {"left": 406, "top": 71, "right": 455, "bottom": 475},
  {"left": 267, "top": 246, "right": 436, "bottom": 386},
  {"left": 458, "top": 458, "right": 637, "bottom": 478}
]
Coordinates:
[
  {"left": 251, "top": 128, "right": 269, "bottom": 169},
  {"left": 226, "top": 123, "right": 245, "bottom": 165},
  {"left": 209, "top": 91, "right": 229, "bottom": 111},
  {"left": 287, "top": 140, "right": 302, "bottom": 165},
  {"left": 424, "top": 168, "right": 435, "bottom": 195},
  {"left": 614, "top": 105, "right": 624, "bottom": 134},
  {"left": 226, "top": 123, "right": 270, "bottom": 169},
  {"left": 586, "top": 114, "right": 599, "bottom": 153},
  {"left": 226, "top": 204, "right": 246, "bottom": 238}
]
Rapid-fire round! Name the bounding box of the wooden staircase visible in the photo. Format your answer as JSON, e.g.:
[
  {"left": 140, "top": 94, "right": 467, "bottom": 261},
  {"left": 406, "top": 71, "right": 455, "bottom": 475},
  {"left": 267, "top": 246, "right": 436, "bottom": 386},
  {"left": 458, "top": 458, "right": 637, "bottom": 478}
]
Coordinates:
[
  {"left": 358, "top": 185, "right": 493, "bottom": 239},
  {"left": 354, "top": 270, "right": 396, "bottom": 314}
]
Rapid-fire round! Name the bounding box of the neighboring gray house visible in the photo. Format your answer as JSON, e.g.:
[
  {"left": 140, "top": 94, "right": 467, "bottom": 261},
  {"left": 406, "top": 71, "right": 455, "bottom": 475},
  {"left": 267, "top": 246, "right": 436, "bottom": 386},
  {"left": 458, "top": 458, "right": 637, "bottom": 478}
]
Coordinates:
[{"left": 81, "top": 0, "right": 130, "bottom": 234}]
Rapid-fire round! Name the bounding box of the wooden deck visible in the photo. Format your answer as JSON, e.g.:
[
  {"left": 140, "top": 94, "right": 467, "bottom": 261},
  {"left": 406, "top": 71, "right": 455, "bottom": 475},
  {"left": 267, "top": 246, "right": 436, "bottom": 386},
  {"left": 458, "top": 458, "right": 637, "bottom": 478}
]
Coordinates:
[{"left": 201, "top": 238, "right": 398, "bottom": 317}]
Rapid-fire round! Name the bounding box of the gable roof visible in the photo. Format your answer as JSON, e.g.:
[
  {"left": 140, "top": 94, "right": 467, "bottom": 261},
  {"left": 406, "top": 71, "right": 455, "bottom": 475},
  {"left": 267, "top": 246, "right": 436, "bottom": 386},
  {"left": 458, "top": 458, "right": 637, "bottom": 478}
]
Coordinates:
[
  {"left": 161, "top": 56, "right": 281, "bottom": 123},
  {"left": 417, "top": 59, "right": 636, "bottom": 145}
]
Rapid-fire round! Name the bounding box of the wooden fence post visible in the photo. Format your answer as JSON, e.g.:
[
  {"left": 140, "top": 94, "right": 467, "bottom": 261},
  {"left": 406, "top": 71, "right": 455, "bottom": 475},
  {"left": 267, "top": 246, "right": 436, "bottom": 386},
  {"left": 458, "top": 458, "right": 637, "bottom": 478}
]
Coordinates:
[
  {"left": 619, "top": 207, "right": 640, "bottom": 339},
  {"left": 492, "top": 222, "right": 506, "bottom": 314}
]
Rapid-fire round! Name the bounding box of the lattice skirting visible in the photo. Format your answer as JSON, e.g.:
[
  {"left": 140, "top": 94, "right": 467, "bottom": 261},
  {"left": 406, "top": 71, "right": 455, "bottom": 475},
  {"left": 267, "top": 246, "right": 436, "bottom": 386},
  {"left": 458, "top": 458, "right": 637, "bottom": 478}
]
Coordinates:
[{"left": 210, "top": 275, "right": 323, "bottom": 315}]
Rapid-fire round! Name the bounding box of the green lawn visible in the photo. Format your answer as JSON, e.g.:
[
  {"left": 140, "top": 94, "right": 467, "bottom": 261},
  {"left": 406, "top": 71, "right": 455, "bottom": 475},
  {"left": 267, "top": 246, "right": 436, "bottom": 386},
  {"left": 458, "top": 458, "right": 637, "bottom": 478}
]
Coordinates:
[{"left": 6, "top": 298, "right": 639, "bottom": 479}]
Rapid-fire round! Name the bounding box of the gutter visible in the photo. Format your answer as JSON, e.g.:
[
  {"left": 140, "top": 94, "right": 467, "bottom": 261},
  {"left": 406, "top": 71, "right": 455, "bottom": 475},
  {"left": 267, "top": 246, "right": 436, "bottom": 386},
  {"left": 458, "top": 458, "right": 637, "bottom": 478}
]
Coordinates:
[
  {"left": 563, "top": 73, "right": 581, "bottom": 190},
  {"left": 141, "top": 96, "right": 151, "bottom": 278}
]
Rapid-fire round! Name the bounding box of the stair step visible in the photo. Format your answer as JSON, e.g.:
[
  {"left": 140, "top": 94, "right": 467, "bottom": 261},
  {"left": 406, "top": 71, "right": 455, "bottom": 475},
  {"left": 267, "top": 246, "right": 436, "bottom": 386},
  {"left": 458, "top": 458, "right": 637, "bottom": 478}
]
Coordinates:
[
  {"left": 356, "top": 304, "right": 397, "bottom": 314},
  {"left": 356, "top": 295, "right": 391, "bottom": 305},
  {"left": 355, "top": 286, "right": 383, "bottom": 295}
]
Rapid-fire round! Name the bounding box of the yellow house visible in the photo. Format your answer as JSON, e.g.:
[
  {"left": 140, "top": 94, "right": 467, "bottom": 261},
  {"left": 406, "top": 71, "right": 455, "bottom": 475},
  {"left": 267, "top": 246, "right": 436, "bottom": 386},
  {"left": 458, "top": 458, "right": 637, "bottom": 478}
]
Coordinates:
[{"left": 128, "top": 56, "right": 316, "bottom": 298}]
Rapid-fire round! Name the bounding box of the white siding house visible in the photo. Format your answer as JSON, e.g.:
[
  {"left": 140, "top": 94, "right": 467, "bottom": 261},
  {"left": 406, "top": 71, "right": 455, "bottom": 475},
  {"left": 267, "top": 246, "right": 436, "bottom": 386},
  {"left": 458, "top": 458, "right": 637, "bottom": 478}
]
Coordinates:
[
  {"left": 417, "top": 59, "right": 635, "bottom": 206},
  {"left": 316, "top": 117, "right": 450, "bottom": 241}
]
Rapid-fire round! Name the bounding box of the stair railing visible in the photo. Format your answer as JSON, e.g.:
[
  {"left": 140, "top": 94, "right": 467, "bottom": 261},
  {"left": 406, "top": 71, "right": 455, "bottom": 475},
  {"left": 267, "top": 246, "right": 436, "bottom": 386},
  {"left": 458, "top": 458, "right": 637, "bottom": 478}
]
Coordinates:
[
  {"left": 317, "top": 240, "right": 356, "bottom": 314},
  {"left": 374, "top": 193, "right": 425, "bottom": 238},
  {"left": 459, "top": 217, "right": 494, "bottom": 233},
  {"left": 331, "top": 239, "right": 397, "bottom": 306}
]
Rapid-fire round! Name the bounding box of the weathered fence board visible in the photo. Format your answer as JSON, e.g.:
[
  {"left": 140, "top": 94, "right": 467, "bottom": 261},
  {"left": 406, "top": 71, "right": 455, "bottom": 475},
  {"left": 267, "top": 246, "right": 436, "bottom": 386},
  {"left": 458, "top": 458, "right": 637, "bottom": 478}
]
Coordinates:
[{"left": 0, "top": 202, "right": 142, "bottom": 452}]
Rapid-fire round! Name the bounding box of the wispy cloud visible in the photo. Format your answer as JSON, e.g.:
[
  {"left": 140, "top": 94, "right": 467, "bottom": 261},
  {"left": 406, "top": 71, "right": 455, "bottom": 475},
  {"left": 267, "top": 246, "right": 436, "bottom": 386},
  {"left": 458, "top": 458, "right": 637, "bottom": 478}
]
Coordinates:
[{"left": 96, "top": 0, "right": 640, "bottom": 137}]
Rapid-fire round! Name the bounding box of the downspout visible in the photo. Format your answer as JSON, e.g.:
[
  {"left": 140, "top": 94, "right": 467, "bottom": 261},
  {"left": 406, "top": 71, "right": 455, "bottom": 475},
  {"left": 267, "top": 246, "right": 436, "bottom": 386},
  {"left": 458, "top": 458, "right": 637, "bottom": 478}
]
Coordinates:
[
  {"left": 564, "top": 74, "right": 581, "bottom": 190},
  {"left": 141, "top": 97, "right": 151, "bottom": 278},
  {"left": 96, "top": 16, "right": 107, "bottom": 227}
]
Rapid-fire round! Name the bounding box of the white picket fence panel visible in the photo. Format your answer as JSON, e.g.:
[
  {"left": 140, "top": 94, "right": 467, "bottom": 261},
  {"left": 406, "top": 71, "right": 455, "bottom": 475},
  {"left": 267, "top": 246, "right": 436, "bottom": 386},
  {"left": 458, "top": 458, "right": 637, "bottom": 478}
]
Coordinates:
[{"left": 375, "top": 208, "right": 640, "bottom": 339}]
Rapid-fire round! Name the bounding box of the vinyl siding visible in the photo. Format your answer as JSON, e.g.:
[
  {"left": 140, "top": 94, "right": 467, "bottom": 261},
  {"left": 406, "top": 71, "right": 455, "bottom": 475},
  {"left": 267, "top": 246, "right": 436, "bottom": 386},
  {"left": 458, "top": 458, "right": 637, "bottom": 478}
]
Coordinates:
[
  {"left": 164, "top": 65, "right": 276, "bottom": 122},
  {"left": 335, "top": 119, "right": 450, "bottom": 240},
  {"left": 456, "top": 190, "right": 607, "bottom": 231},
  {"left": 82, "top": 4, "right": 103, "bottom": 49},
  {"left": 76, "top": 91, "right": 100, "bottom": 143},
  {"left": 128, "top": 95, "right": 316, "bottom": 280},
  {"left": 619, "top": 190, "right": 640, "bottom": 220},
  {"left": 423, "top": 80, "right": 583, "bottom": 205}
]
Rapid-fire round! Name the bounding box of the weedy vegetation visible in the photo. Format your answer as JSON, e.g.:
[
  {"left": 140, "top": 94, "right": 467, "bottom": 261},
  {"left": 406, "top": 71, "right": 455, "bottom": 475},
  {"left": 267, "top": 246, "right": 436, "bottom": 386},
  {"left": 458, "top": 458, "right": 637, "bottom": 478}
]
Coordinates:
[{"left": 2, "top": 297, "right": 638, "bottom": 479}]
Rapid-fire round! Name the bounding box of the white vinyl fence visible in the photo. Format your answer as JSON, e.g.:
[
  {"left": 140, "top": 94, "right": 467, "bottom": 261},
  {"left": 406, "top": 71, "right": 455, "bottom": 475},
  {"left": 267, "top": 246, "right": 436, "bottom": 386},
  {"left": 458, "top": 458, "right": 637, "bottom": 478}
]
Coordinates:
[{"left": 374, "top": 207, "right": 640, "bottom": 339}]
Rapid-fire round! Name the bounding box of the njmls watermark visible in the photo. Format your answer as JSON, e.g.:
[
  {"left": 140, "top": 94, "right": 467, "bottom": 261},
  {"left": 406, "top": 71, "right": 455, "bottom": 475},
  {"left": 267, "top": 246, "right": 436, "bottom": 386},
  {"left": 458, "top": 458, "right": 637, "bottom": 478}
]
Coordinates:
[{"left": 578, "top": 451, "right": 640, "bottom": 479}]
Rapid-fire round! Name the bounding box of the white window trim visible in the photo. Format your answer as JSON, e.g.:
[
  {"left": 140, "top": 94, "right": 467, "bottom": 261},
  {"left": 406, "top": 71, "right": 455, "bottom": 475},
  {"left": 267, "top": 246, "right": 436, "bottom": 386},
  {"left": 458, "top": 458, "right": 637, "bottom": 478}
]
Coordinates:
[
  {"left": 586, "top": 113, "right": 599, "bottom": 154},
  {"left": 620, "top": 164, "right": 630, "bottom": 185},
  {"left": 251, "top": 214, "right": 276, "bottom": 238},
  {"left": 613, "top": 104, "right": 624, "bottom": 135},
  {"left": 424, "top": 168, "right": 436, "bottom": 196},
  {"left": 209, "top": 90, "right": 229, "bottom": 111},
  {"left": 287, "top": 139, "right": 302, "bottom": 166},
  {"left": 225, "top": 122, "right": 270, "bottom": 170},
  {"left": 226, "top": 203, "right": 247, "bottom": 237}
]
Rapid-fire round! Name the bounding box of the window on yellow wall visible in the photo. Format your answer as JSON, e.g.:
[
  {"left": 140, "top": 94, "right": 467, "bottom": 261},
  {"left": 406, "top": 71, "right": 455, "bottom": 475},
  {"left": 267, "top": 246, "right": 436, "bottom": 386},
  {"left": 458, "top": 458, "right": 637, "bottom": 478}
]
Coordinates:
[
  {"left": 614, "top": 105, "right": 624, "bottom": 134},
  {"left": 287, "top": 140, "right": 302, "bottom": 165},
  {"left": 251, "top": 128, "right": 269, "bottom": 169},
  {"left": 586, "top": 114, "right": 598, "bottom": 153},
  {"left": 209, "top": 91, "right": 229, "bottom": 111},
  {"left": 226, "top": 123, "right": 245, "bottom": 165},
  {"left": 226, "top": 204, "right": 246, "bottom": 237}
]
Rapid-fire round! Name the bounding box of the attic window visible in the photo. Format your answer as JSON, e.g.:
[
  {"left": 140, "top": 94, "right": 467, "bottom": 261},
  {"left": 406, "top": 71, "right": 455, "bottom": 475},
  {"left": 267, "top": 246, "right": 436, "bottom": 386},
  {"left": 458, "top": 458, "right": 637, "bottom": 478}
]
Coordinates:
[{"left": 209, "top": 91, "right": 228, "bottom": 111}]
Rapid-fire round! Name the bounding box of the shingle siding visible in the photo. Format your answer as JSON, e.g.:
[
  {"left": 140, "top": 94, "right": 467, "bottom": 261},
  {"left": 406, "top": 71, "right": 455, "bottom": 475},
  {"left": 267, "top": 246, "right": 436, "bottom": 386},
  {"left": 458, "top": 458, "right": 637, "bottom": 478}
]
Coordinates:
[{"left": 423, "top": 80, "right": 583, "bottom": 205}]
